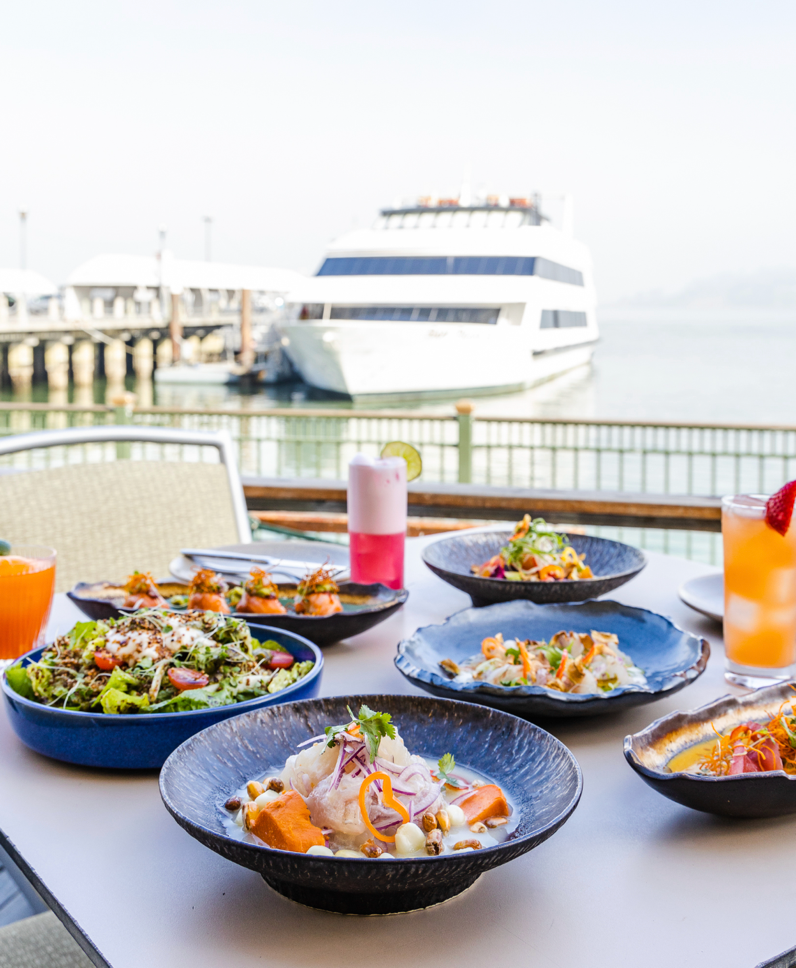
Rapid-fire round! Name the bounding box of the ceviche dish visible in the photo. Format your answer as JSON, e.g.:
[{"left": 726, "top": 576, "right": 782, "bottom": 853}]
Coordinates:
[
  {"left": 472, "top": 515, "right": 593, "bottom": 583},
  {"left": 5, "top": 610, "right": 314, "bottom": 713},
  {"left": 224, "top": 705, "right": 515, "bottom": 857},
  {"left": 668, "top": 698, "right": 796, "bottom": 777},
  {"left": 440, "top": 630, "right": 647, "bottom": 695}
]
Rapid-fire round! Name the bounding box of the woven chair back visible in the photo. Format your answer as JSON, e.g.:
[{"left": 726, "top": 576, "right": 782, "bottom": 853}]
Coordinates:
[{"left": 0, "top": 461, "right": 241, "bottom": 592}]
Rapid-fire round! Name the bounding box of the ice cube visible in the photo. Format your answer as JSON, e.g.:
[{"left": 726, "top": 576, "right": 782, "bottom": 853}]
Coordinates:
[
  {"left": 766, "top": 569, "right": 796, "bottom": 606},
  {"left": 726, "top": 594, "right": 760, "bottom": 632}
]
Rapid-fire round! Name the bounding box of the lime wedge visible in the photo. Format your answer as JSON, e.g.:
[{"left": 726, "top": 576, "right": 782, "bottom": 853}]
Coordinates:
[
  {"left": 0, "top": 539, "right": 10, "bottom": 555},
  {"left": 380, "top": 441, "right": 422, "bottom": 482}
]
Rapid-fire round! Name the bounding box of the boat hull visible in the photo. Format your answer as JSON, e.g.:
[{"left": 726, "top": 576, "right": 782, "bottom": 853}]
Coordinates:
[{"left": 280, "top": 321, "right": 595, "bottom": 399}]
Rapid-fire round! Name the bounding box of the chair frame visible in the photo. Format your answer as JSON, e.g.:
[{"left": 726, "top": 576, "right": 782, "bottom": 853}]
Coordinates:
[{"left": 0, "top": 425, "right": 251, "bottom": 542}]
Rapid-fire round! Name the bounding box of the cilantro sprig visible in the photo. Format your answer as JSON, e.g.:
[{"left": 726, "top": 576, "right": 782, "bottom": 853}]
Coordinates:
[
  {"left": 325, "top": 704, "right": 396, "bottom": 762},
  {"left": 435, "top": 752, "right": 463, "bottom": 788}
]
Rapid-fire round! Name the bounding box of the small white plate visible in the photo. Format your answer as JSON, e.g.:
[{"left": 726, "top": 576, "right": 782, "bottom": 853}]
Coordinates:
[
  {"left": 169, "top": 540, "right": 349, "bottom": 584},
  {"left": 678, "top": 572, "right": 723, "bottom": 623}
]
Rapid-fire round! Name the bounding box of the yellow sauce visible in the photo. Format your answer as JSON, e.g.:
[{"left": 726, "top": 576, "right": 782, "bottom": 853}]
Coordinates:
[{"left": 666, "top": 737, "right": 719, "bottom": 774}]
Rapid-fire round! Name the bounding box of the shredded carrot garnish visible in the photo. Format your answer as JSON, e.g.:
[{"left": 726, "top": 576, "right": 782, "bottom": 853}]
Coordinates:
[{"left": 517, "top": 639, "right": 533, "bottom": 679}]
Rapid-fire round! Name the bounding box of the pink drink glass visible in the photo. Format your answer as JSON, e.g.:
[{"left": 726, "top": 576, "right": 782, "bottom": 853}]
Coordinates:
[{"left": 348, "top": 454, "right": 407, "bottom": 590}]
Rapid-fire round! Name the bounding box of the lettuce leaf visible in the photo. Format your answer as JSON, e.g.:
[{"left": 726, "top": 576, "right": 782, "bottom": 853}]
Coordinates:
[
  {"left": 100, "top": 688, "right": 151, "bottom": 714},
  {"left": 5, "top": 664, "right": 35, "bottom": 700}
]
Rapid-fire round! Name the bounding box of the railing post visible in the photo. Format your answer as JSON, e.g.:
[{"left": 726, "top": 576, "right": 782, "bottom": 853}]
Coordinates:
[
  {"left": 110, "top": 391, "right": 136, "bottom": 459},
  {"left": 456, "top": 400, "right": 474, "bottom": 484}
]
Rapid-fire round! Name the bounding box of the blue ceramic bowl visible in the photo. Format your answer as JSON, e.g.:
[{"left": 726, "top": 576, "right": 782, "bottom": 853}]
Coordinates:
[
  {"left": 396, "top": 599, "right": 709, "bottom": 718},
  {"left": 625, "top": 681, "right": 796, "bottom": 818},
  {"left": 160, "top": 693, "right": 582, "bottom": 915},
  {"left": 422, "top": 531, "right": 647, "bottom": 607},
  {"left": 1, "top": 625, "right": 323, "bottom": 770}
]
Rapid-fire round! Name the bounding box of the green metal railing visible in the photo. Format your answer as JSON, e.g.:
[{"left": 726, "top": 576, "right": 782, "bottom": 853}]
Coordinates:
[{"left": 2, "top": 401, "right": 795, "bottom": 564}]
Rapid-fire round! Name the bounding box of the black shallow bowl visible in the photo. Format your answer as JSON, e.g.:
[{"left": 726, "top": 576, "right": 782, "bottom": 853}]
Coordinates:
[
  {"left": 422, "top": 531, "right": 647, "bottom": 607},
  {"left": 68, "top": 581, "right": 407, "bottom": 647},
  {"left": 395, "top": 599, "right": 709, "bottom": 719},
  {"left": 624, "top": 681, "right": 796, "bottom": 818},
  {"left": 159, "top": 694, "right": 582, "bottom": 915}
]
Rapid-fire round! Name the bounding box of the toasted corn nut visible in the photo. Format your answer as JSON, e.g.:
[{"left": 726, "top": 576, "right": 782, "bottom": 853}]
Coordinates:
[
  {"left": 243, "top": 802, "right": 259, "bottom": 831},
  {"left": 224, "top": 796, "right": 242, "bottom": 811},
  {"left": 471, "top": 780, "right": 485, "bottom": 789},
  {"left": 436, "top": 809, "right": 451, "bottom": 834},
  {"left": 485, "top": 816, "right": 508, "bottom": 828},
  {"left": 469, "top": 821, "right": 487, "bottom": 833},
  {"left": 422, "top": 811, "right": 438, "bottom": 832},
  {"left": 265, "top": 777, "right": 285, "bottom": 793},
  {"left": 360, "top": 839, "right": 384, "bottom": 858},
  {"left": 453, "top": 839, "right": 482, "bottom": 851},
  {"left": 439, "top": 658, "right": 460, "bottom": 677},
  {"left": 425, "top": 829, "right": 443, "bottom": 855},
  {"left": 247, "top": 781, "right": 265, "bottom": 800}
]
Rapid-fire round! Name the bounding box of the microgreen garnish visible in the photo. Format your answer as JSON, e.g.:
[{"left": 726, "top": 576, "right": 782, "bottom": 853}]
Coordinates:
[
  {"left": 435, "top": 752, "right": 463, "bottom": 788},
  {"left": 325, "top": 704, "right": 396, "bottom": 762}
]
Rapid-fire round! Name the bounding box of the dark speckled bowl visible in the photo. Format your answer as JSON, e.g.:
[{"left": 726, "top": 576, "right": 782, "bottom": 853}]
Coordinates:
[
  {"left": 624, "top": 681, "right": 796, "bottom": 818},
  {"left": 395, "top": 599, "right": 709, "bottom": 718},
  {"left": 68, "top": 580, "right": 407, "bottom": 648},
  {"left": 422, "top": 531, "right": 647, "bottom": 606},
  {"left": 159, "top": 694, "right": 582, "bottom": 915}
]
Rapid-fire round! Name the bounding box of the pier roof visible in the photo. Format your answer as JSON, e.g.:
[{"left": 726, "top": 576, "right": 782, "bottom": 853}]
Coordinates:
[
  {"left": 66, "top": 254, "right": 303, "bottom": 294},
  {"left": 0, "top": 268, "right": 58, "bottom": 296}
]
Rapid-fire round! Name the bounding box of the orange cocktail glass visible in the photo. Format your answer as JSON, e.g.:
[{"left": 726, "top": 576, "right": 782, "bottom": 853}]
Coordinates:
[
  {"left": 0, "top": 546, "right": 57, "bottom": 661},
  {"left": 723, "top": 495, "right": 796, "bottom": 687}
]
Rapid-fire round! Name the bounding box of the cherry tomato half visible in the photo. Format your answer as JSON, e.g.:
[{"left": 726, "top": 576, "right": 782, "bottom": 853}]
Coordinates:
[
  {"left": 167, "top": 667, "right": 210, "bottom": 691},
  {"left": 268, "top": 652, "right": 294, "bottom": 670},
  {"left": 94, "top": 649, "right": 122, "bottom": 671}
]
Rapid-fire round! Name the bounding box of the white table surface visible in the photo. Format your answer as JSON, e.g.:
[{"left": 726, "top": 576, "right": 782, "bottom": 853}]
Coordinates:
[{"left": 1, "top": 538, "right": 792, "bottom": 968}]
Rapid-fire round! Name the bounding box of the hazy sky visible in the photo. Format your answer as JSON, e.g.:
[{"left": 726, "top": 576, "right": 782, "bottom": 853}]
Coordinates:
[{"left": 1, "top": 0, "right": 794, "bottom": 302}]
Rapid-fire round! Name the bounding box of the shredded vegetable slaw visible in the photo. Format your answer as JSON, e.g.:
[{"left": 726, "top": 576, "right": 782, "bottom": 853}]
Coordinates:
[{"left": 472, "top": 515, "right": 593, "bottom": 582}]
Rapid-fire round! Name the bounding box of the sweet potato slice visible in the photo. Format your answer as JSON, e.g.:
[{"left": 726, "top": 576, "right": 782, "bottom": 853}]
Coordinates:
[
  {"left": 251, "top": 790, "right": 325, "bottom": 853},
  {"left": 459, "top": 784, "right": 509, "bottom": 824}
]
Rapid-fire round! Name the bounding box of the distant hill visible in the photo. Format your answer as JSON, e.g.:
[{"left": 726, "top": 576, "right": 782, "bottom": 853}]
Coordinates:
[{"left": 609, "top": 267, "right": 796, "bottom": 310}]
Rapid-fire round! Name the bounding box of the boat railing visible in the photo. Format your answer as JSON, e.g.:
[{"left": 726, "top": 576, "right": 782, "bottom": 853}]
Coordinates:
[{"left": 1, "top": 401, "right": 794, "bottom": 563}]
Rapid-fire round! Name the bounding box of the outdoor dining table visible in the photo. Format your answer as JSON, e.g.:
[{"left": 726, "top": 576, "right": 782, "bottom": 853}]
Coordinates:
[{"left": 0, "top": 534, "right": 793, "bottom": 968}]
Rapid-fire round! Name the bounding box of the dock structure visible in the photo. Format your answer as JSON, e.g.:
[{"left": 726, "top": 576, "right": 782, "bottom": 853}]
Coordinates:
[{"left": 0, "top": 255, "right": 301, "bottom": 391}]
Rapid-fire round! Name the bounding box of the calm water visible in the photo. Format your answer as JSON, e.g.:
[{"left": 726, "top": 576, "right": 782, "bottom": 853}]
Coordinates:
[{"left": 4, "top": 315, "right": 795, "bottom": 425}]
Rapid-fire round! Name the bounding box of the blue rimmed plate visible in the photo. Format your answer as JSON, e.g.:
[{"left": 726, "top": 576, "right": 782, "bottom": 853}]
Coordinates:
[{"left": 395, "top": 599, "right": 709, "bottom": 718}]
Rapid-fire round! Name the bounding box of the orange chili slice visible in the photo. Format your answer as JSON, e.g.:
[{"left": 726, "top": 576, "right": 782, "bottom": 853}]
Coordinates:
[
  {"left": 358, "top": 771, "right": 410, "bottom": 843},
  {"left": 517, "top": 639, "right": 533, "bottom": 679}
]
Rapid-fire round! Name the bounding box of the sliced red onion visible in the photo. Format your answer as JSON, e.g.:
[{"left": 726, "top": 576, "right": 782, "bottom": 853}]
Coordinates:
[
  {"left": 449, "top": 788, "right": 475, "bottom": 806},
  {"left": 296, "top": 732, "right": 326, "bottom": 749},
  {"left": 373, "top": 758, "right": 403, "bottom": 774}
]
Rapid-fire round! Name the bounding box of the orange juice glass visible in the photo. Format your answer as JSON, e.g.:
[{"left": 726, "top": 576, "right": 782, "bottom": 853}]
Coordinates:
[
  {"left": 722, "top": 495, "right": 796, "bottom": 687},
  {"left": 0, "top": 546, "right": 57, "bottom": 661}
]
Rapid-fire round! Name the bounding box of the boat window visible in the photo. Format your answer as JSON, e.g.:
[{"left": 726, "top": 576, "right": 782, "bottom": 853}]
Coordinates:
[
  {"left": 540, "top": 310, "right": 588, "bottom": 328},
  {"left": 418, "top": 212, "right": 436, "bottom": 228},
  {"left": 534, "top": 258, "right": 585, "bottom": 286},
  {"left": 317, "top": 256, "right": 583, "bottom": 285},
  {"left": 329, "top": 306, "right": 500, "bottom": 324}
]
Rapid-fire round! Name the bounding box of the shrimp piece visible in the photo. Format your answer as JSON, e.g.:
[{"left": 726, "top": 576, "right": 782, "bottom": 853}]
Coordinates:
[
  {"left": 236, "top": 568, "right": 287, "bottom": 615},
  {"left": 122, "top": 571, "right": 166, "bottom": 609},
  {"left": 294, "top": 565, "right": 343, "bottom": 616},
  {"left": 187, "top": 568, "right": 230, "bottom": 613}
]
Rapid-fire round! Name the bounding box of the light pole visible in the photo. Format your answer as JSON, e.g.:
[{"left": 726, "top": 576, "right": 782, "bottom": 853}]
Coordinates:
[
  {"left": 203, "top": 216, "right": 212, "bottom": 262},
  {"left": 19, "top": 209, "right": 27, "bottom": 271}
]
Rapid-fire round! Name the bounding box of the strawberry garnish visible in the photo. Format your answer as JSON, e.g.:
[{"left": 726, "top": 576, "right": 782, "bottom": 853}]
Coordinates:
[{"left": 766, "top": 481, "right": 796, "bottom": 536}]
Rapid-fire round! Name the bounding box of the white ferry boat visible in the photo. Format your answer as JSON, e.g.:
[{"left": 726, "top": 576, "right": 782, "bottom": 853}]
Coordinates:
[{"left": 280, "top": 192, "right": 598, "bottom": 399}]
